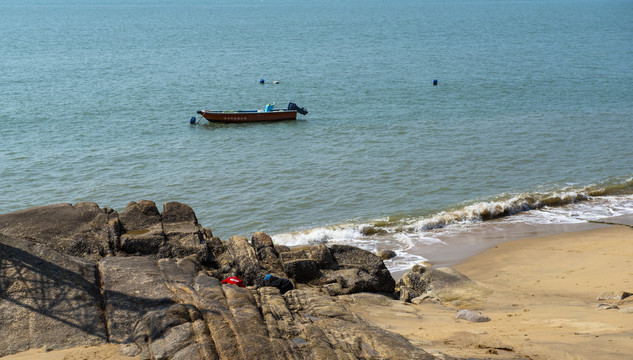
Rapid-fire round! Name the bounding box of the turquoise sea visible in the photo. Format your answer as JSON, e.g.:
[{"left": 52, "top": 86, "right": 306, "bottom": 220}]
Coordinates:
[{"left": 2, "top": 0, "right": 632, "bottom": 272}]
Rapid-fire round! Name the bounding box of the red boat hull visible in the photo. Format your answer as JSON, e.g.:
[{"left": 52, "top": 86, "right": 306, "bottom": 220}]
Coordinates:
[{"left": 197, "top": 110, "right": 297, "bottom": 123}]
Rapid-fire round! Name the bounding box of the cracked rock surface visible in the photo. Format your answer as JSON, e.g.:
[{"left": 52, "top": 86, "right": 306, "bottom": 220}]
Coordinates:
[{"left": 0, "top": 201, "right": 442, "bottom": 359}]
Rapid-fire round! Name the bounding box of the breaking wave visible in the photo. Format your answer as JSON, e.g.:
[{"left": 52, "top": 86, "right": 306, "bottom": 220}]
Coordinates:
[
  {"left": 271, "top": 177, "right": 633, "bottom": 272},
  {"left": 405, "top": 185, "right": 629, "bottom": 232}
]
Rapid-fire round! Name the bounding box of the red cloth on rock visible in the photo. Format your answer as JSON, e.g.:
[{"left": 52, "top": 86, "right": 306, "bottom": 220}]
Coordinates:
[{"left": 221, "top": 276, "right": 245, "bottom": 287}]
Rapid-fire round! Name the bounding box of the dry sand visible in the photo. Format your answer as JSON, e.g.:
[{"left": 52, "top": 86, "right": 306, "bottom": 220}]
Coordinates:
[
  {"left": 350, "top": 223, "right": 633, "bottom": 359},
  {"left": 0, "top": 344, "right": 137, "bottom": 360},
  {"left": 4, "top": 222, "right": 632, "bottom": 359}
]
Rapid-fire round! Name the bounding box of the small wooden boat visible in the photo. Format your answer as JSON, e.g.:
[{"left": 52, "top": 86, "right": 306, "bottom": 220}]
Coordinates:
[{"left": 196, "top": 102, "right": 308, "bottom": 124}]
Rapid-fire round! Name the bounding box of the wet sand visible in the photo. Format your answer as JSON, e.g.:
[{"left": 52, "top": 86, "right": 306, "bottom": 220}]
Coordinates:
[
  {"left": 416, "top": 221, "right": 615, "bottom": 267},
  {"left": 391, "top": 216, "right": 630, "bottom": 279},
  {"left": 358, "top": 219, "right": 633, "bottom": 359}
]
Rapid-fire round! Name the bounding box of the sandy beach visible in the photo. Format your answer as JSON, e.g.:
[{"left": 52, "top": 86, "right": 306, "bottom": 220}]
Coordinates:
[
  {"left": 351, "top": 221, "right": 633, "bottom": 359},
  {"left": 4, "top": 220, "right": 633, "bottom": 360},
  {"left": 0, "top": 344, "right": 136, "bottom": 360}
]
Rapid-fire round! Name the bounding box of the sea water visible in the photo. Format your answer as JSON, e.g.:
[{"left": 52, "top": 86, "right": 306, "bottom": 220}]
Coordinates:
[{"left": 1, "top": 0, "right": 632, "bottom": 272}]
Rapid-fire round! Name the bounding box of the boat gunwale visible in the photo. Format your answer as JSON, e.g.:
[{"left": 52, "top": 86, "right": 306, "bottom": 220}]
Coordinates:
[
  {"left": 196, "top": 109, "right": 298, "bottom": 123},
  {"left": 200, "top": 109, "right": 297, "bottom": 114}
]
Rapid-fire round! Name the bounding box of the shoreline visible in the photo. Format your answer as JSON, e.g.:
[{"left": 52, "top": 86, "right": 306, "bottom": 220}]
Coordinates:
[
  {"left": 390, "top": 214, "right": 633, "bottom": 279},
  {"left": 360, "top": 216, "right": 633, "bottom": 359},
  {"left": 3, "top": 215, "right": 633, "bottom": 359}
]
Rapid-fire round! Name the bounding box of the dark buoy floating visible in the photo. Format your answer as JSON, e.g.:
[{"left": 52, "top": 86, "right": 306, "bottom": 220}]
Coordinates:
[
  {"left": 433, "top": 79, "right": 438, "bottom": 86},
  {"left": 190, "top": 116, "right": 196, "bottom": 124},
  {"left": 259, "top": 78, "right": 265, "bottom": 84}
]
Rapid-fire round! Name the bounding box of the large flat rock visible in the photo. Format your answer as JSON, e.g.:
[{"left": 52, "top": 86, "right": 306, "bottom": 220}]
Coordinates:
[{"left": 0, "top": 234, "right": 107, "bottom": 356}]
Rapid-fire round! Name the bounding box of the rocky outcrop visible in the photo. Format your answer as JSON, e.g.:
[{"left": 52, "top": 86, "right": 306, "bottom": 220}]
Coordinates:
[
  {"left": 0, "top": 201, "right": 439, "bottom": 359},
  {"left": 214, "top": 235, "right": 267, "bottom": 286},
  {"left": 121, "top": 267, "right": 436, "bottom": 360},
  {"left": 0, "top": 202, "right": 119, "bottom": 258},
  {"left": 0, "top": 202, "right": 395, "bottom": 294},
  {"left": 251, "top": 231, "right": 285, "bottom": 274},
  {"left": 0, "top": 200, "right": 213, "bottom": 262},
  {"left": 202, "top": 235, "right": 396, "bottom": 296},
  {"left": 0, "top": 233, "right": 437, "bottom": 359},
  {"left": 396, "top": 265, "right": 492, "bottom": 309},
  {"left": 275, "top": 244, "right": 396, "bottom": 296},
  {"left": 118, "top": 200, "right": 214, "bottom": 263},
  {"left": 0, "top": 234, "right": 108, "bottom": 355}
]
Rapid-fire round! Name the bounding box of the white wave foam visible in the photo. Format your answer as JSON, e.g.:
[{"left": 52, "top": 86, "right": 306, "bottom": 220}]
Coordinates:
[
  {"left": 271, "top": 194, "right": 633, "bottom": 275},
  {"left": 383, "top": 251, "right": 429, "bottom": 274},
  {"left": 272, "top": 226, "right": 364, "bottom": 247},
  {"left": 392, "top": 231, "right": 446, "bottom": 247},
  {"left": 272, "top": 223, "right": 446, "bottom": 274},
  {"left": 504, "top": 195, "right": 633, "bottom": 225}
]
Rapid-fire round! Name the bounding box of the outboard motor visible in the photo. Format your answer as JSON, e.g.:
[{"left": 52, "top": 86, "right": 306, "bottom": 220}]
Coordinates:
[{"left": 287, "top": 102, "right": 308, "bottom": 115}]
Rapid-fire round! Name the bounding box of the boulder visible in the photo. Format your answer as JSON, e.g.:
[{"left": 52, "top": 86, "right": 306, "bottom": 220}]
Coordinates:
[
  {"left": 118, "top": 200, "right": 166, "bottom": 255},
  {"left": 160, "top": 202, "right": 214, "bottom": 263},
  {"left": 396, "top": 265, "right": 491, "bottom": 309},
  {"left": 455, "top": 309, "right": 491, "bottom": 322},
  {"left": 282, "top": 259, "right": 321, "bottom": 282},
  {"left": 118, "top": 200, "right": 162, "bottom": 231},
  {"left": 279, "top": 243, "right": 338, "bottom": 270},
  {"left": 251, "top": 232, "right": 284, "bottom": 273},
  {"left": 0, "top": 202, "right": 118, "bottom": 257},
  {"left": 161, "top": 201, "right": 199, "bottom": 224},
  {"left": 596, "top": 303, "right": 619, "bottom": 310},
  {"left": 274, "top": 244, "right": 396, "bottom": 295},
  {"left": 216, "top": 235, "right": 267, "bottom": 286},
  {"left": 319, "top": 268, "right": 384, "bottom": 295},
  {"left": 376, "top": 249, "right": 397, "bottom": 260},
  {"left": 326, "top": 245, "right": 396, "bottom": 294},
  {"left": 597, "top": 291, "right": 632, "bottom": 301},
  {"left": 274, "top": 244, "right": 291, "bottom": 254},
  {"left": 251, "top": 231, "right": 274, "bottom": 249},
  {"left": 275, "top": 244, "right": 396, "bottom": 295}
]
